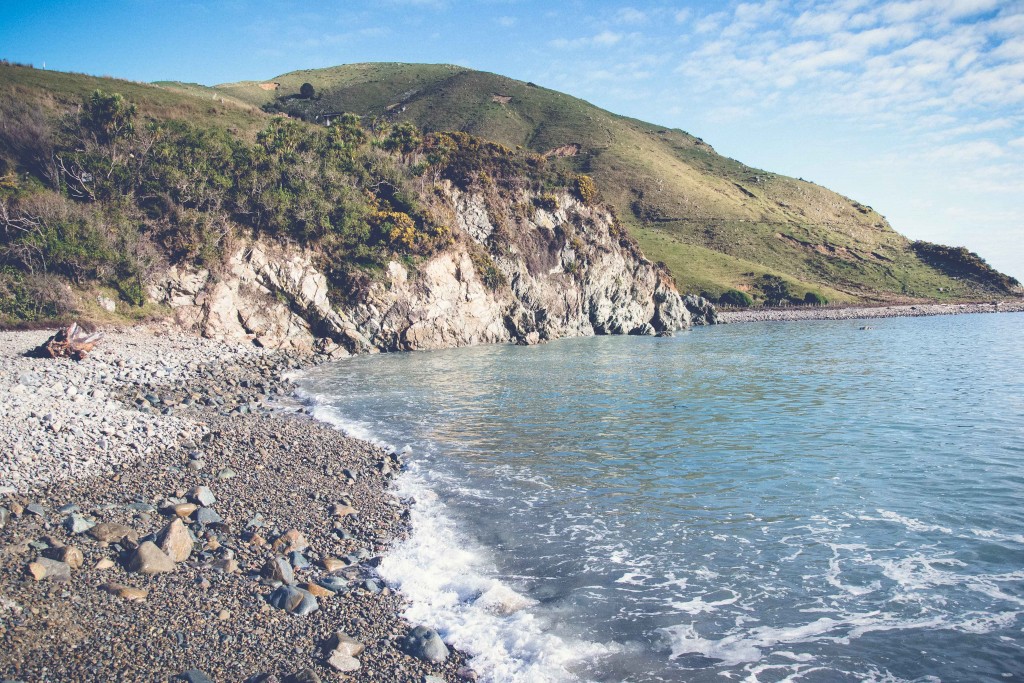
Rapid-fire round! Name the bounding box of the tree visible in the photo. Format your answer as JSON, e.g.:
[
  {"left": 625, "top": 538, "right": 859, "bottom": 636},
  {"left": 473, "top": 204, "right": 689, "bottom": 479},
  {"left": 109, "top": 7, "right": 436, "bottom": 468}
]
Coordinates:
[
  {"left": 299, "top": 82, "right": 315, "bottom": 99},
  {"left": 80, "top": 90, "right": 136, "bottom": 145},
  {"left": 382, "top": 122, "right": 422, "bottom": 159},
  {"left": 804, "top": 291, "right": 828, "bottom": 305},
  {"left": 759, "top": 274, "right": 794, "bottom": 306}
]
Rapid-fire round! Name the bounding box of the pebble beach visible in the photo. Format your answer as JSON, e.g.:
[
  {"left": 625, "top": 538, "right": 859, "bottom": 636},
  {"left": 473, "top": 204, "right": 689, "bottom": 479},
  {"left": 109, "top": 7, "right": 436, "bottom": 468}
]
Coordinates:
[
  {"left": 716, "top": 299, "right": 1024, "bottom": 323},
  {"left": 0, "top": 325, "right": 469, "bottom": 683}
]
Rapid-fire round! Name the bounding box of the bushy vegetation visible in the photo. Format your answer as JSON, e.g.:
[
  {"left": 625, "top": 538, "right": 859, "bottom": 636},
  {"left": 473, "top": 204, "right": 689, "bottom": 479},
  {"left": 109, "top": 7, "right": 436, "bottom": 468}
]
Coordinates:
[
  {"left": 215, "top": 62, "right": 1019, "bottom": 303},
  {"left": 757, "top": 275, "right": 798, "bottom": 306},
  {"left": 718, "top": 289, "right": 753, "bottom": 307},
  {"left": 912, "top": 241, "right": 1020, "bottom": 294},
  {"left": 574, "top": 174, "right": 597, "bottom": 205},
  {"left": 0, "top": 85, "right": 584, "bottom": 323},
  {"left": 803, "top": 291, "right": 828, "bottom": 305}
]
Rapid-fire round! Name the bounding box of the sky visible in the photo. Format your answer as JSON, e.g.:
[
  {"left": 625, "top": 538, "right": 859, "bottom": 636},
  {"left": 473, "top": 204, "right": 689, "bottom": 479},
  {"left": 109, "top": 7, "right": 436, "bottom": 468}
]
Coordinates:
[{"left": 2, "top": 0, "right": 1022, "bottom": 280}]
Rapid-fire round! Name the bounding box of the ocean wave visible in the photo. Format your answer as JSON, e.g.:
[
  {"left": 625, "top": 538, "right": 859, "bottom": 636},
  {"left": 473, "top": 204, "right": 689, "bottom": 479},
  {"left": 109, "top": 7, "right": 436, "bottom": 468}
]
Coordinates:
[
  {"left": 296, "top": 382, "right": 604, "bottom": 683},
  {"left": 379, "top": 464, "right": 613, "bottom": 682}
]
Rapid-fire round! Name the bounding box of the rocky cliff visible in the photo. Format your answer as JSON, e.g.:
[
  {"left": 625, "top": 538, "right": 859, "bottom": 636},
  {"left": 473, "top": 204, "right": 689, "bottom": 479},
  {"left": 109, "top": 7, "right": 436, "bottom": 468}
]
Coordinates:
[{"left": 148, "top": 186, "right": 716, "bottom": 355}]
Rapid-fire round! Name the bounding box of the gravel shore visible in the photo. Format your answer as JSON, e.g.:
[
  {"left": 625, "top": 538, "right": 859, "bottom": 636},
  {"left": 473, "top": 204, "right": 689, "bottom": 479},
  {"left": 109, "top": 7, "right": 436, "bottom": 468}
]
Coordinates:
[
  {"left": 0, "top": 324, "right": 469, "bottom": 682},
  {"left": 716, "top": 299, "right": 1024, "bottom": 324}
]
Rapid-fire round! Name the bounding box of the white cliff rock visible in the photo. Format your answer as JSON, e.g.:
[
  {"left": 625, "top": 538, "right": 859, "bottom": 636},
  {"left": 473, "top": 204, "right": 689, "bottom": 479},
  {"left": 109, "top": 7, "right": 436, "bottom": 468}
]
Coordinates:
[{"left": 147, "top": 186, "right": 713, "bottom": 353}]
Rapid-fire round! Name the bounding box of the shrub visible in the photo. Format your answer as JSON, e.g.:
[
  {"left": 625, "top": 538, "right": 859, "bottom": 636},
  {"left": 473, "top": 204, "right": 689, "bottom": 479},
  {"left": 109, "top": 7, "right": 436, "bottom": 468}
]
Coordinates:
[
  {"left": 912, "top": 240, "right": 1021, "bottom": 293},
  {"left": 0, "top": 268, "right": 75, "bottom": 321},
  {"left": 758, "top": 274, "right": 798, "bottom": 305},
  {"left": 803, "top": 291, "right": 828, "bottom": 305},
  {"left": 719, "top": 289, "right": 753, "bottom": 307},
  {"left": 573, "top": 174, "right": 597, "bottom": 205},
  {"left": 534, "top": 193, "right": 558, "bottom": 211},
  {"left": 299, "top": 82, "right": 315, "bottom": 99},
  {"left": 469, "top": 250, "right": 505, "bottom": 290},
  {"left": 382, "top": 122, "right": 421, "bottom": 157},
  {"left": 80, "top": 90, "right": 136, "bottom": 145}
]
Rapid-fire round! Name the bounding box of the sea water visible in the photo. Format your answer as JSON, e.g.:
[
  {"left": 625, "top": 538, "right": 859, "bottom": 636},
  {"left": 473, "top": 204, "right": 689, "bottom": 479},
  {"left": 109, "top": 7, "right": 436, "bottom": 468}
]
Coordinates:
[{"left": 297, "top": 312, "right": 1024, "bottom": 682}]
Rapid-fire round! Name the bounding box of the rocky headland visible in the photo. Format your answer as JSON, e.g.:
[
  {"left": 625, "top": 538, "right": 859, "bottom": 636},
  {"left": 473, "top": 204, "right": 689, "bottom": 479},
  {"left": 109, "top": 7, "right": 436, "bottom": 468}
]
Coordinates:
[
  {"left": 0, "top": 325, "right": 469, "bottom": 682},
  {"left": 147, "top": 187, "right": 716, "bottom": 356}
]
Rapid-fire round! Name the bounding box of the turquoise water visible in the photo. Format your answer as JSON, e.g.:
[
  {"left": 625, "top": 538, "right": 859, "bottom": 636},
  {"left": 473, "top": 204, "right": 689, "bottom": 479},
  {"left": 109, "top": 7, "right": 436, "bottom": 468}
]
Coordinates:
[{"left": 299, "top": 312, "right": 1024, "bottom": 682}]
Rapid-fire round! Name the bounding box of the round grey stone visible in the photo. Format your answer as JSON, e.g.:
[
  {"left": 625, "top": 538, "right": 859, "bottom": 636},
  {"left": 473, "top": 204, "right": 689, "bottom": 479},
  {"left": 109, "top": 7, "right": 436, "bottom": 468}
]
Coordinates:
[{"left": 400, "top": 625, "right": 449, "bottom": 663}]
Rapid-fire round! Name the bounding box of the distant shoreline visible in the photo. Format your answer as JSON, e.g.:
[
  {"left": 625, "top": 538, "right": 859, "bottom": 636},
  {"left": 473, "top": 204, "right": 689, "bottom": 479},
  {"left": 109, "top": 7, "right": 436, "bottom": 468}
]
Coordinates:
[{"left": 716, "top": 300, "right": 1024, "bottom": 324}]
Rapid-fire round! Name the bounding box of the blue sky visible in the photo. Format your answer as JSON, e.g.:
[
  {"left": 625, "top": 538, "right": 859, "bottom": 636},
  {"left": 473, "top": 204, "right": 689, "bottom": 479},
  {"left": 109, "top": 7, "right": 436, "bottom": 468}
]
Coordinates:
[{"left": 3, "top": 0, "right": 1022, "bottom": 279}]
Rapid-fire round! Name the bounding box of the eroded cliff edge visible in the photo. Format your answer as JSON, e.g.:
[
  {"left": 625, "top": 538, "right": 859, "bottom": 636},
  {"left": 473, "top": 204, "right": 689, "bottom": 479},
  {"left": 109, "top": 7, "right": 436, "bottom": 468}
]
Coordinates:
[{"left": 148, "top": 185, "right": 716, "bottom": 355}]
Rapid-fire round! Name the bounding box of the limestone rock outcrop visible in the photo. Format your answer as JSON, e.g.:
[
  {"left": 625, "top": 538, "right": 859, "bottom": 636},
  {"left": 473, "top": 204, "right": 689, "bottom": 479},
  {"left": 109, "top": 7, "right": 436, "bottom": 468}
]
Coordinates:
[{"left": 147, "top": 186, "right": 715, "bottom": 353}]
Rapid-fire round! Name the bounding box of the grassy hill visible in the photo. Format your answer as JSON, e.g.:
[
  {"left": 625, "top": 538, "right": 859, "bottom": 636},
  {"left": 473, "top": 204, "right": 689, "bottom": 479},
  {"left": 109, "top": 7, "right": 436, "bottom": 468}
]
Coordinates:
[
  {"left": 1, "top": 61, "right": 1017, "bottom": 311},
  {"left": 0, "top": 62, "right": 591, "bottom": 326},
  {"left": 213, "top": 63, "right": 1020, "bottom": 303}
]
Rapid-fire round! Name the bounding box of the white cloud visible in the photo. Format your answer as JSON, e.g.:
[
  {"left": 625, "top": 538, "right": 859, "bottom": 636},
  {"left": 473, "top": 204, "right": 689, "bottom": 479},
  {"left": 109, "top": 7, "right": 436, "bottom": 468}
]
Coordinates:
[
  {"left": 793, "top": 9, "right": 853, "bottom": 35},
  {"left": 694, "top": 11, "right": 727, "bottom": 33},
  {"left": 617, "top": 7, "right": 647, "bottom": 24},
  {"left": 594, "top": 30, "right": 624, "bottom": 46},
  {"left": 925, "top": 139, "right": 1006, "bottom": 162},
  {"left": 551, "top": 30, "right": 632, "bottom": 50}
]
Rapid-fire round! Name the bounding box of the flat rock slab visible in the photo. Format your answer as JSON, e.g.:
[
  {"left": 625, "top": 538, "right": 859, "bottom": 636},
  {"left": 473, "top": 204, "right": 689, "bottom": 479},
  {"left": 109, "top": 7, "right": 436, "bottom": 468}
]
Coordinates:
[
  {"left": 42, "top": 545, "right": 83, "bottom": 569},
  {"left": 261, "top": 556, "right": 294, "bottom": 585},
  {"left": 315, "top": 576, "right": 348, "bottom": 593},
  {"left": 272, "top": 528, "right": 308, "bottom": 554},
  {"left": 100, "top": 582, "right": 148, "bottom": 602},
  {"left": 62, "top": 513, "right": 95, "bottom": 534},
  {"left": 27, "top": 558, "right": 71, "bottom": 582},
  {"left": 326, "top": 651, "right": 360, "bottom": 672},
  {"left": 89, "top": 522, "right": 138, "bottom": 544},
  {"left": 189, "top": 486, "right": 216, "bottom": 507}
]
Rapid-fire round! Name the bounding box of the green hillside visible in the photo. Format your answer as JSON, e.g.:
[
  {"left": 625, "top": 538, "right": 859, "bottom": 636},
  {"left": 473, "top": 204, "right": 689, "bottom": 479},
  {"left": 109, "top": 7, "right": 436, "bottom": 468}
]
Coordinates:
[
  {"left": 0, "top": 62, "right": 603, "bottom": 326},
  {"left": 215, "top": 63, "right": 1020, "bottom": 303}
]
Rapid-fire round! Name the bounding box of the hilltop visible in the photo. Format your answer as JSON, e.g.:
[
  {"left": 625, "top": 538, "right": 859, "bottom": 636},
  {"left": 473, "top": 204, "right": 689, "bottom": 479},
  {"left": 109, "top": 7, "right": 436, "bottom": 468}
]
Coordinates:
[{"left": 204, "top": 62, "right": 1020, "bottom": 304}]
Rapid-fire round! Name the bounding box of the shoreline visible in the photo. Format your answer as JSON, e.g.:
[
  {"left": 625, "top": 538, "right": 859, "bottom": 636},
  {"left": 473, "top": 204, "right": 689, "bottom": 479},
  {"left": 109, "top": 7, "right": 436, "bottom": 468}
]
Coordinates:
[
  {"left": 0, "top": 325, "right": 470, "bottom": 682},
  {"left": 716, "top": 299, "right": 1024, "bottom": 324},
  {"left": 4, "top": 300, "right": 1021, "bottom": 679}
]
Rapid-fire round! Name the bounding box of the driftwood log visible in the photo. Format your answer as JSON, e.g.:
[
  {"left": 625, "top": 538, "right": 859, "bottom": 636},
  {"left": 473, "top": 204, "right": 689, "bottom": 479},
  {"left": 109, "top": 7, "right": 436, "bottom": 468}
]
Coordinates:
[{"left": 35, "top": 323, "right": 104, "bottom": 361}]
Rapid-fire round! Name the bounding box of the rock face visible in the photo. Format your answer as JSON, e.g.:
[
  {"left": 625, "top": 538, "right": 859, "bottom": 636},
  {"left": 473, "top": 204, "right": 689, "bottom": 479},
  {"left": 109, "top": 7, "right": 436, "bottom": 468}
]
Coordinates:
[{"left": 148, "top": 187, "right": 716, "bottom": 352}]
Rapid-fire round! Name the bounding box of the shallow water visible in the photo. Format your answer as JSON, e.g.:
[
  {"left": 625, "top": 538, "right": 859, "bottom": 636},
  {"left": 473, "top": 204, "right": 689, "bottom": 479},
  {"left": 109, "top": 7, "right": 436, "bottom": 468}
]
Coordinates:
[{"left": 298, "top": 312, "right": 1024, "bottom": 682}]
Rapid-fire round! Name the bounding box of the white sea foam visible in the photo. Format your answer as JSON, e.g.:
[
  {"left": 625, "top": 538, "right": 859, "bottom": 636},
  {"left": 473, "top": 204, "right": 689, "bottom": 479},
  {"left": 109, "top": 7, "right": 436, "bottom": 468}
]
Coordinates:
[
  {"left": 615, "top": 572, "right": 652, "bottom": 586},
  {"left": 665, "top": 602, "right": 1023, "bottom": 671},
  {"left": 669, "top": 592, "right": 739, "bottom": 615},
  {"left": 379, "top": 464, "right": 614, "bottom": 682},
  {"left": 970, "top": 528, "right": 1024, "bottom": 544},
  {"left": 294, "top": 386, "right": 386, "bottom": 446},
  {"left": 825, "top": 543, "right": 881, "bottom": 597},
  {"left": 296, "top": 386, "right": 606, "bottom": 682},
  {"left": 869, "top": 509, "right": 954, "bottom": 535},
  {"left": 877, "top": 554, "right": 968, "bottom": 592}
]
